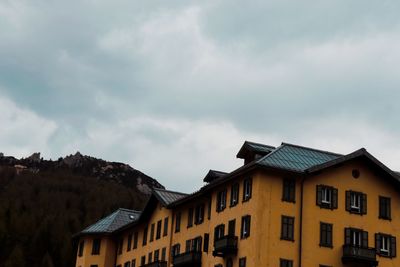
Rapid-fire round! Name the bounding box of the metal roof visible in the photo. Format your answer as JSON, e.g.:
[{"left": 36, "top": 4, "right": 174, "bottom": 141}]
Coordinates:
[
  {"left": 81, "top": 208, "right": 141, "bottom": 234},
  {"left": 236, "top": 141, "right": 275, "bottom": 159},
  {"left": 153, "top": 188, "right": 188, "bottom": 206},
  {"left": 256, "top": 143, "right": 341, "bottom": 172},
  {"left": 203, "top": 169, "right": 228, "bottom": 183}
]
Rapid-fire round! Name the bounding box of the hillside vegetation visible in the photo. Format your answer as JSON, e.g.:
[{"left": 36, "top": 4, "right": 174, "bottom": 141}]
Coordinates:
[{"left": 0, "top": 153, "right": 162, "bottom": 267}]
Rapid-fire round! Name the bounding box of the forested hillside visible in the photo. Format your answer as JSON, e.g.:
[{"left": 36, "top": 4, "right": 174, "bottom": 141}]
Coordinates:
[{"left": 0, "top": 153, "right": 163, "bottom": 267}]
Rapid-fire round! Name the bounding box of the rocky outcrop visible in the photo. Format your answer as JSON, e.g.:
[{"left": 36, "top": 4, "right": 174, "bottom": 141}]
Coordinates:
[{"left": 0, "top": 152, "right": 163, "bottom": 194}]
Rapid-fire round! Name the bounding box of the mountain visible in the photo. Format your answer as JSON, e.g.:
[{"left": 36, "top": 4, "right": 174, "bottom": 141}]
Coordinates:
[{"left": 0, "top": 152, "right": 163, "bottom": 267}]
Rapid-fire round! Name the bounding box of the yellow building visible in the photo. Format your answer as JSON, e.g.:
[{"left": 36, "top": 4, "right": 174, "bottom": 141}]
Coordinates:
[{"left": 74, "top": 141, "right": 400, "bottom": 267}]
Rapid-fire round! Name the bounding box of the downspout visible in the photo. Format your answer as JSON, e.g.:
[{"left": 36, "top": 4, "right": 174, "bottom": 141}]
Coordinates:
[{"left": 299, "top": 176, "right": 305, "bottom": 267}]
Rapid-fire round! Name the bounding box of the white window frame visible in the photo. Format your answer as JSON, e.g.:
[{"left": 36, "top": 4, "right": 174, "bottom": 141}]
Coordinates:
[
  {"left": 352, "top": 231, "right": 361, "bottom": 247},
  {"left": 350, "top": 193, "right": 361, "bottom": 211},
  {"left": 380, "top": 235, "right": 390, "bottom": 255},
  {"left": 321, "top": 187, "right": 331, "bottom": 204}
]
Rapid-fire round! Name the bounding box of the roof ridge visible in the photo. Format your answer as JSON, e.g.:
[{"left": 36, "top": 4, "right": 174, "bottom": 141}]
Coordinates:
[
  {"left": 281, "top": 142, "right": 343, "bottom": 156},
  {"left": 255, "top": 144, "right": 284, "bottom": 164},
  {"left": 244, "top": 140, "right": 275, "bottom": 149},
  {"left": 117, "top": 208, "right": 141, "bottom": 213},
  {"left": 153, "top": 188, "right": 188, "bottom": 196}
]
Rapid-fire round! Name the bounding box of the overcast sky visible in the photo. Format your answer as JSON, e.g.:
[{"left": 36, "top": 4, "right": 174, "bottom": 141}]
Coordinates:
[{"left": 1, "top": 0, "right": 400, "bottom": 192}]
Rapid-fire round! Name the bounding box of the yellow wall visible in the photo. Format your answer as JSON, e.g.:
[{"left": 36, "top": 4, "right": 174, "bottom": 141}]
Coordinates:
[
  {"left": 75, "top": 236, "right": 116, "bottom": 267},
  {"left": 115, "top": 203, "right": 173, "bottom": 266},
  {"left": 302, "top": 159, "right": 400, "bottom": 267}
]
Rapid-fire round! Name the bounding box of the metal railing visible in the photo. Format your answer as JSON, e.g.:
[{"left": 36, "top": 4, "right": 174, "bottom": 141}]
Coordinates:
[{"left": 172, "top": 251, "right": 202, "bottom": 266}]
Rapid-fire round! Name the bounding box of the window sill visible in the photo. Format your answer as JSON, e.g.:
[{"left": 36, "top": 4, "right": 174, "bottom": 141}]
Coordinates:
[
  {"left": 378, "top": 216, "right": 391, "bottom": 221},
  {"left": 242, "top": 198, "right": 251, "bottom": 203},
  {"left": 280, "top": 237, "right": 295, "bottom": 242},
  {"left": 282, "top": 199, "right": 296, "bottom": 203},
  {"left": 319, "top": 244, "right": 333, "bottom": 249}
]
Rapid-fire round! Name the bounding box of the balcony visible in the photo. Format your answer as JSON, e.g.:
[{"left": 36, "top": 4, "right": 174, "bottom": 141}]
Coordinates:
[
  {"left": 212, "top": 235, "right": 238, "bottom": 257},
  {"left": 173, "top": 251, "right": 202, "bottom": 267},
  {"left": 342, "top": 245, "right": 378, "bottom": 266},
  {"left": 140, "top": 261, "right": 167, "bottom": 267}
]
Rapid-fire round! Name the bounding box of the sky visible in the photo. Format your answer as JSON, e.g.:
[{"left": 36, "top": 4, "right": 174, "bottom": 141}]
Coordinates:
[{"left": 1, "top": 0, "right": 400, "bottom": 192}]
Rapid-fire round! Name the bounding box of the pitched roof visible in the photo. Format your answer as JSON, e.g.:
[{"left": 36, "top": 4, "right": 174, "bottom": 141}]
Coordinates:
[
  {"left": 236, "top": 141, "right": 275, "bottom": 159},
  {"left": 80, "top": 208, "right": 141, "bottom": 235},
  {"left": 203, "top": 169, "right": 228, "bottom": 183},
  {"left": 256, "top": 143, "right": 342, "bottom": 172},
  {"left": 153, "top": 188, "right": 188, "bottom": 206}
]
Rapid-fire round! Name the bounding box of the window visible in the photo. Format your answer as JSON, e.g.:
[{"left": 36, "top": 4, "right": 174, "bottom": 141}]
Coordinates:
[
  {"left": 131, "top": 259, "right": 136, "bottom": 267},
  {"left": 282, "top": 179, "right": 295, "bottom": 202},
  {"left": 216, "top": 189, "right": 227, "bottom": 212},
  {"left": 140, "top": 256, "right": 146, "bottom": 266},
  {"left": 204, "top": 233, "right": 209, "bottom": 252},
  {"left": 346, "top": 191, "right": 367, "bottom": 214},
  {"left": 187, "top": 208, "right": 194, "bottom": 228},
  {"left": 239, "top": 257, "right": 246, "bottom": 267},
  {"left": 175, "top": 212, "right": 181, "bottom": 233},
  {"left": 148, "top": 252, "right": 152, "bottom": 263},
  {"left": 280, "top": 259, "right": 293, "bottom": 267},
  {"left": 214, "top": 224, "right": 225, "bottom": 241},
  {"left": 172, "top": 244, "right": 180, "bottom": 257},
  {"left": 124, "top": 262, "right": 130, "bottom": 267},
  {"left": 376, "top": 233, "right": 396, "bottom": 257},
  {"left": 227, "top": 258, "right": 233, "bottom": 267},
  {"left": 185, "top": 240, "right": 191, "bottom": 252},
  {"left": 194, "top": 204, "right": 205, "bottom": 225},
  {"left": 154, "top": 249, "right": 159, "bottom": 261},
  {"left": 320, "top": 222, "right": 333, "bottom": 247},
  {"left": 156, "top": 220, "right": 162, "bottom": 240},
  {"left": 78, "top": 240, "right": 84, "bottom": 257},
  {"left": 163, "top": 217, "right": 169, "bottom": 236},
  {"left": 228, "top": 219, "right": 236, "bottom": 236},
  {"left": 150, "top": 223, "right": 155, "bottom": 242},
  {"left": 241, "top": 215, "right": 251, "bottom": 239},
  {"left": 118, "top": 239, "right": 123, "bottom": 254},
  {"left": 143, "top": 227, "right": 148, "bottom": 246},
  {"left": 281, "top": 216, "right": 294, "bottom": 241},
  {"left": 316, "top": 185, "right": 338, "bottom": 209},
  {"left": 133, "top": 232, "right": 138, "bottom": 249},
  {"left": 127, "top": 233, "right": 132, "bottom": 251},
  {"left": 379, "top": 196, "right": 391, "bottom": 220},
  {"left": 192, "top": 236, "right": 202, "bottom": 252},
  {"left": 92, "top": 238, "right": 101, "bottom": 255},
  {"left": 243, "top": 178, "right": 252, "bottom": 201},
  {"left": 344, "top": 228, "right": 368, "bottom": 248},
  {"left": 161, "top": 247, "right": 166, "bottom": 261},
  {"left": 90, "top": 265, "right": 98, "bottom": 267},
  {"left": 230, "top": 183, "right": 239, "bottom": 206}
]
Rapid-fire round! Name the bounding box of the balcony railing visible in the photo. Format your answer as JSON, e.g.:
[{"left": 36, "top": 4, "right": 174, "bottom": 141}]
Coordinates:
[
  {"left": 342, "top": 245, "right": 378, "bottom": 266},
  {"left": 212, "top": 235, "right": 238, "bottom": 257},
  {"left": 172, "top": 251, "right": 202, "bottom": 267},
  {"left": 140, "top": 260, "right": 167, "bottom": 267}
]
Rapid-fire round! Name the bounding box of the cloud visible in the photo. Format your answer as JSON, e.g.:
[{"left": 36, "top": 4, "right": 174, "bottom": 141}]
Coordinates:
[
  {"left": 1, "top": 0, "right": 400, "bottom": 191},
  {"left": 0, "top": 94, "right": 57, "bottom": 157}
]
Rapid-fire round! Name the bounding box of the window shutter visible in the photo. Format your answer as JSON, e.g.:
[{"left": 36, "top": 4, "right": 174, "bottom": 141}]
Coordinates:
[
  {"left": 375, "top": 234, "right": 381, "bottom": 254},
  {"left": 332, "top": 188, "right": 338, "bottom": 209},
  {"left": 345, "top": 228, "right": 351, "bottom": 245},
  {"left": 345, "top": 191, "right": 351, "bottom": 211},
  {"left": 204, "top": 234, "right": 209, "bottom": 252},
  {"left": 361, "top": 193, "right": 367, "bottom": 214},
  {"left": 391, "top": 236, "right": 397, "bottom": 257},
  {"left": 249, "top": 178, "right": 252, "bottom": 198},
  {"left": 362, "top": 231, "right": 368, "bottom": 248},
  {"left": 316, "top": 185, "right": 322, "bottom": 206},
  {"left": 247, "top": 216, "right": 251, "bottom": 237},
  {"left": 388, "top": 199, "right": 392, "bottom": 219}
]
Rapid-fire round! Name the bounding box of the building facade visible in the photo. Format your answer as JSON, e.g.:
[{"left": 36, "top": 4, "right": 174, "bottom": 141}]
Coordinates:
[{"left": 74, "top": 141, "right": 400, "bottom": 267}]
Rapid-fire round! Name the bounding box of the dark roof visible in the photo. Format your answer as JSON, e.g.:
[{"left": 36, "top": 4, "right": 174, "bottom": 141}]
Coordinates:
[
  {"left": 80, "top": 208, "right": 141, "bottom": 235},
  {"left": 307, "top": 148, "right": 400, "bottom": 185},
  {"left": 153, "top": 188, "right": 188, "bottom": 206},
  {"left": 203, "top": 169, "right": 228, "bottom": 183},
  {"left": 236, "top": 141, "right": 275, "bottom": 159},
  {"left": 256, "top": 143, "right": 342, "bottom": 172}
]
